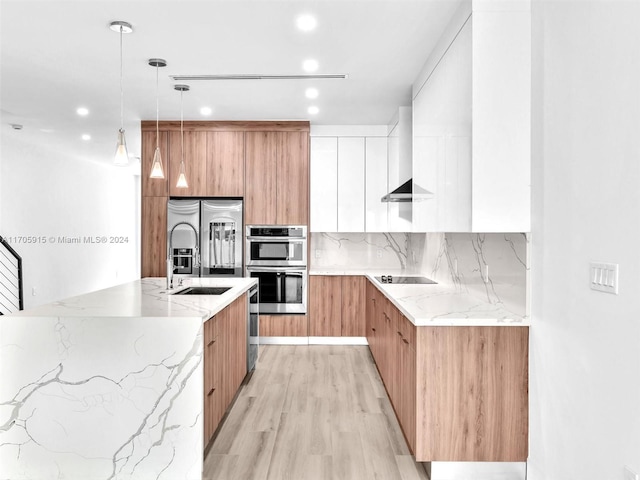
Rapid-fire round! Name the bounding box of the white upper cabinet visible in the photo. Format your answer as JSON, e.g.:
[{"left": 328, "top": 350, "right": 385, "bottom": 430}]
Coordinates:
[
  {"left": 365, "top": 137, "right": 388, "bottom": 232},
  {"left": 471, "top": 1, "right": 531, "bottom": 232},
  {"left": 413, "top": 19, "right": 472, "bottom": 232},
  {"left": 337, "top": 137, "right": 365, "bottom": 232},
  {"left": 310, "top": 137, "right": 338, "bottom": 232},
  {"left": 412, "top": 0, "right": 531, "bottom": 233},
  {"left": 387, "top": 108, "right": 413, "bottom": 232},
  {"left": 310, "top": 126, "right": 388, "bottom": 233}
]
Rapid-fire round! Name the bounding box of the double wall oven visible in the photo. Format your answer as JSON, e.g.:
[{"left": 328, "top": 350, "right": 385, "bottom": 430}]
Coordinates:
[{"left": 245, "top": 226, "right": 307, "bottom": 314}]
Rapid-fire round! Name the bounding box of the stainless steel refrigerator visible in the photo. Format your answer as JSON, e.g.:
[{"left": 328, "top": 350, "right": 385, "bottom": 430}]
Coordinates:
[{"left": 167, "top": 199, "right": 243, "bottom": 278}]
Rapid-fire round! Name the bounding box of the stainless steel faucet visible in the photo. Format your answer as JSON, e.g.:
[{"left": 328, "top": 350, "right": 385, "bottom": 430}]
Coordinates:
[{"left": 167, "top": 221, "right": 200, "bottom": 289}]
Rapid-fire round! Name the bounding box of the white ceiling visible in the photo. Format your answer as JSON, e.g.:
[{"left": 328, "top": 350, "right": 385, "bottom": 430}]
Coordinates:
[{"left": 1, "top": 0, "right": 460, "bottom": 167}]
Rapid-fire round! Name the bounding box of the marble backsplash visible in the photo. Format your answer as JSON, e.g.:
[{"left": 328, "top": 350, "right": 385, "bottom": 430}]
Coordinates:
[{"left": 310, "top": 232, "right": 529, "bottom": 318}]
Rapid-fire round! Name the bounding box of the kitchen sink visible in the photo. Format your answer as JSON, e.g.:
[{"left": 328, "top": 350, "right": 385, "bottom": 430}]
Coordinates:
[
  {"left": 172, "top": 286, "right": 232, "bottom": 295},
  {"left": 375, "top": 276, "right": 437, "bottom": 285}
]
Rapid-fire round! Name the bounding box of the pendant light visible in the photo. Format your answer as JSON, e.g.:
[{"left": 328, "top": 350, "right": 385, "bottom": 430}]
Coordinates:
[
  {"left": 174, "top": 84, "right": 190, "bottom": 189},
  {"left": 110, "top": 20, "right": 133, "bottom": 166},
  {"left": 148, "top": 58, "right": 167, "bottom": 178}
]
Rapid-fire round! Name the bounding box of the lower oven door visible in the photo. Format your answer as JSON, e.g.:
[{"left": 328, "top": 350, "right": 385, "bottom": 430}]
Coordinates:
[{"left": 246, "top": 266, "right": 307, "bottom": 314}]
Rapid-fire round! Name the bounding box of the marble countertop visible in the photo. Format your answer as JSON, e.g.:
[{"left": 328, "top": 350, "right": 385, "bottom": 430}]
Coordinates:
[
  {"left": 368, "top": 276, "right": 528, "bottom": 327},
  {"left": 9, "top": 277, "right": 257, "bottom": 321},
  {"left": 310, "top": 269, "right": 527, "bottom": 327},
  {"left": 309, "top": 268, "right": 419, "bottom": 276}
]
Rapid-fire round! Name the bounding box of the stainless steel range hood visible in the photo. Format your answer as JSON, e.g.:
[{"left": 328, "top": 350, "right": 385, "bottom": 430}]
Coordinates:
[{"left": 381, "top": 179, "right": 434, "bottom": 203}]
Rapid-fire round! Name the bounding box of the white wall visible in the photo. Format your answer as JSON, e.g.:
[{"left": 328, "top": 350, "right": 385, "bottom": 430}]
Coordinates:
[
  {"left": 0, "top": 135, "right": 140, "bottom": 309},
  {"left": 530, "top": 2, "right": 640, "bottom": 479}
]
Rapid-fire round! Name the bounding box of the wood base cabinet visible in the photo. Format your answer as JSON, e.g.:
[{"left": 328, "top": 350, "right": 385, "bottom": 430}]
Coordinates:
[
  {"left": 259, "top": 315, "right": 308, "bottom": 337},
  {"left": 203, "top": 294, "right": 248, "bottom": 447},
  {"left": 366, "top": 281, "right": 528, "bottom": 462},
  {"left": 309, "top": 276, "right": 366, "bottom": 337},
  {"left": 416, "top": 326, "right": 528, "bottom": 462}
]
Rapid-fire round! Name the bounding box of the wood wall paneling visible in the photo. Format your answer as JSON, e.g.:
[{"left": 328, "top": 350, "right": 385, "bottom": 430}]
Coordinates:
[
  {"left": 169, "top": 130, "right": 208, "bottom": 197},
  {"left": 276, "top": 131, "right": 309, "bottom": 225},
  {"left": 206, "top": 131, "right": 244, "bottom": 197},
  {"left": 245, "top": 131, "right": 278, "bottom": 225},
  {"left": 141, "top": 196, "right": 167, "bottom": 277}
]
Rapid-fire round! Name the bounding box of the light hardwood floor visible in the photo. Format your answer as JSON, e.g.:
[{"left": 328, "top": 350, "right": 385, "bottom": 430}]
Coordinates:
[{"left": 203, "top": 345, "right": 429, "bottom": 480}]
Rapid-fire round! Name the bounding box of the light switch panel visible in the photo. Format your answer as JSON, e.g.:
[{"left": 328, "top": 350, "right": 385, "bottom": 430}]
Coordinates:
[{"left": 589, "top": 262, "right": 619, "bottom": 294}]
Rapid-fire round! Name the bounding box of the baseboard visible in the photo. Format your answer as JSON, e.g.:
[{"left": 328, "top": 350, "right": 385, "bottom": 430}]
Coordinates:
[
  {"left": 428, "top": 462, "right": 526, "bottom": 480},
  {"left": 308, "top": 336, "right": 368, "bottom": 345},
  {"left": 259, "top": 336, "right": 369, "bottom": 346},
  {"left": 259, "top": 336, "right": 309, "bottom": 345}
]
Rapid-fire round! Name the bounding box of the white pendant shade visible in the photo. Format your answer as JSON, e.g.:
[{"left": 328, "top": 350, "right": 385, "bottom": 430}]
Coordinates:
[
  {"left": 175, "top": 84, "right": 190, "bottom": 189},
  {"left": 150, "top": 146, "right": 164, "bottom": 178},
  {"left": 111, "top": 21, "right": 132, "bottom": 166},
  {"left": 176, "top": 161, "right": 188, "bottom": 188},
  {"left": 114, "top": 128, "right": 129, "bottom": 165},
  {"left": 148, "top": 58, "right": 167, "bottom": 179}
]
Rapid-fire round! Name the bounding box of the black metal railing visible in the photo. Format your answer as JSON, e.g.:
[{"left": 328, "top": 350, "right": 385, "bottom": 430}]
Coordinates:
[{"left": 0, "top": 235, "right": 23, "bottom": 314}]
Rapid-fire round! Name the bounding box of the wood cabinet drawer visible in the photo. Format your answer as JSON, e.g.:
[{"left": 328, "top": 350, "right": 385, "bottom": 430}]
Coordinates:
[{"left": 396, "top": 312, "right": 415, "bottom": 350}]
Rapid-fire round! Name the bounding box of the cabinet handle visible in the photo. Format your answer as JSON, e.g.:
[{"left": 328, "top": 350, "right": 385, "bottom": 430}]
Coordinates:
[
  {"left": 371, "top": 327, "right": 376, "bottom": 332},
  {"left": 397, "top": 331, "right": 403, "bottom": 337},
  {"left": 402, "top": 338, "right": 409, "bottom": 345},
  {"left": 207, "top": 388, "right": 215, "bottom": 397},
  {"left": 207, "top": 339, "right": 215, "bottom": 347}
]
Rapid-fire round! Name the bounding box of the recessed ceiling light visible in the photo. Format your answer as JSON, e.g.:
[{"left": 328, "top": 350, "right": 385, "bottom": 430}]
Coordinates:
[
  {"left": 305, "top": 88, "right": 319, "bottom": 99},
  {"left": 81, "top": 134, "right": 91, "bottom": 141},
  {"left": 296, "top": 14, "right": 317, "bottom": 32},
  {"left": 76, "top": 107, "right": 89, "bottom": 116},
  {"left": 308, "top": 106, "right": 319, "bottom": 115},
  {"left": 302, "top": 59, "right": 319, "bottom": 73},
  {"left": 200, "top": 106, "right": 213, "bottom": 116}
]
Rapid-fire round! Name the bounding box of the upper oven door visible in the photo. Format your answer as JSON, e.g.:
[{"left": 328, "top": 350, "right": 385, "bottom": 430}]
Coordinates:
[{"left": 246, "top": 238, "right": 307, "bottom": 266}]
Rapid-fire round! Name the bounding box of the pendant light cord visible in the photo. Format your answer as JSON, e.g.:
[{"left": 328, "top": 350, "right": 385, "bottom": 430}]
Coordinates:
[
  {"left": 119, "top": 26, "right": 124, "bottom": 131},
  {"left": 156, "top": 63, "right": 160, "bottom": 148},
  {"left": 180, "top": 90, "right": 184, "bottom": 165}
]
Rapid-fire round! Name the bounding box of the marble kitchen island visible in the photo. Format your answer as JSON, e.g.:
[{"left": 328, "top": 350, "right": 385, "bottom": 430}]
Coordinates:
[{"left": 0, "top": 277, "right": 256, "bottom": 480}]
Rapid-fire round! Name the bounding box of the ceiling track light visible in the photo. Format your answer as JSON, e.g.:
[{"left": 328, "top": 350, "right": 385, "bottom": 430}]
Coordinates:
[
  {"left": 149, "top": 58, "right": 167, "bottom": 179},
  {"left": 170, "top": 74, "right": 347, "bottom": 81},
  {"left": 110, "top": 20, "right": 133, "bottom": 166},
  {"left": 174, "top": 84, "right": 190, "bottom": 189}
]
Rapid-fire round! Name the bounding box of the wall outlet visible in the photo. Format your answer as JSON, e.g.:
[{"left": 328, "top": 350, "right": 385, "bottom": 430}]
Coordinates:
[
  {"left": 377, "top": 249, "right": 383, "bottom": 259},
  {"left": 315, "top": 249, "right": 322, "bottom": 259},
  {"left": 32, "top": 287, "right": 37, "bottom": 296},
  {"left": 590, "top": 262, "right": 619, "bottom": 294},
  {"left": 624, "top": 466, "right": 639, "bottom": 480}
]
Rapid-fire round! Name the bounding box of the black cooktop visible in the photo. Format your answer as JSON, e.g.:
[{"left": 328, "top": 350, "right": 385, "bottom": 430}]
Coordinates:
[{"left": 375, "top": 276, "right": 437, "bottom": 285}]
